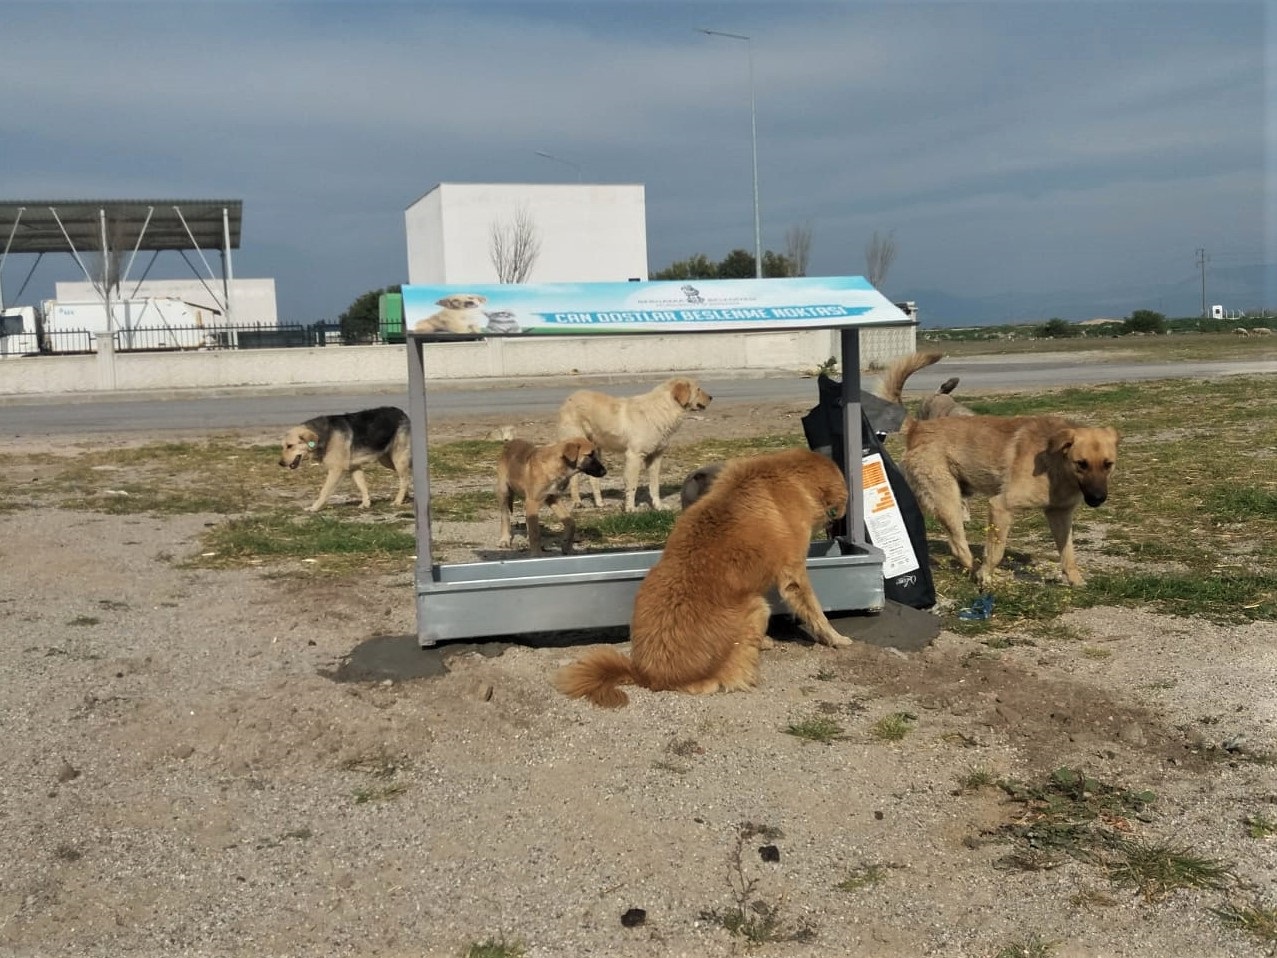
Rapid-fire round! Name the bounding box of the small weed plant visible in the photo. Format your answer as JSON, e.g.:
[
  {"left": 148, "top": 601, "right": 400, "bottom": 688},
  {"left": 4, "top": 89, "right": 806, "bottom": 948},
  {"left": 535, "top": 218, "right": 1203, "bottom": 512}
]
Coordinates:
[
  {"left": 871, "top": 711, "right": 917, "bottom": 741},
  {"left": 699, "top": 823, "right": 814, "bottom": 946},
  {"left": 784, "top": 715, "right": 845, "bottom": 744}
]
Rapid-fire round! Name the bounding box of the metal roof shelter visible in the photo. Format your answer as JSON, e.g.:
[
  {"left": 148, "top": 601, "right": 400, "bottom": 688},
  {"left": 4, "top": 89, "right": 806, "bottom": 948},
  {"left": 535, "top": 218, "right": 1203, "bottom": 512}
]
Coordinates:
[{"left": 0, "top": 199, "right": 243, "bottom": 325}]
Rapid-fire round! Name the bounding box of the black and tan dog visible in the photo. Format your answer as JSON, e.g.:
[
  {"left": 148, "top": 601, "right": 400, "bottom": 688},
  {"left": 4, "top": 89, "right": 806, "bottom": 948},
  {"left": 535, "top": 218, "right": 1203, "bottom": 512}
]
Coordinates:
[
  {"left": 278, "top": 406, "right": 412, "bottom": 512},
  {"left": 496, "top": 437, "right": 606, "bottom": 555}
]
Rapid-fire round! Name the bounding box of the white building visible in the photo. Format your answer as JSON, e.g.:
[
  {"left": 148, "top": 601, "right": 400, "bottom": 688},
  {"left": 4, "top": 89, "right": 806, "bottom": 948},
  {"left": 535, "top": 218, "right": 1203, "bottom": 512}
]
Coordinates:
[
  {"left": 405, "top": 183, "right": 648, "bottom": 284},
  {"left": 55, "top": 278, "right": 279, "bottom": 326}
]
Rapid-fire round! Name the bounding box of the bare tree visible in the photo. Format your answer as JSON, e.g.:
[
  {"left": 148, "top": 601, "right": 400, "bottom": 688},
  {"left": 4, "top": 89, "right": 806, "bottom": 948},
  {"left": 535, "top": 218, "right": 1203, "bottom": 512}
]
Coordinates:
[
  {"left": 489, "top": 206, "right": 542, "bottom": 284},
  {"left": 864, "top": 229, "right": 897, "bottom": 288},
  {"left": 784, "top": 222, "right": 813, "bottom": 277}
]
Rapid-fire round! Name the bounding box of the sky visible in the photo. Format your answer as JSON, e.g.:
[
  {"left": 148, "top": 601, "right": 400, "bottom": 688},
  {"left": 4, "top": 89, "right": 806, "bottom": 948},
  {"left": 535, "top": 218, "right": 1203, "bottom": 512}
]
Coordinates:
[{"left": 1, "top": 0, "right": 1273, "bottom": 324}]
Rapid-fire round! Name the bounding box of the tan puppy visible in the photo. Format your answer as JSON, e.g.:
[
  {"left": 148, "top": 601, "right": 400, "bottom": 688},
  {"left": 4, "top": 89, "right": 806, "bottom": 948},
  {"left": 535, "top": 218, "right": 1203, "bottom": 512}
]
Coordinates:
[
  {"left": 879, "top": 350, "right": 974, "bottom": 419},
  {"left": 412, "top": 294, "right": 488, "bottom": 334},
  {"left": 496, "top": 437, "right": 607, "bottom": 555},
  {"left": 557, "top": 377, "right": 713, "bottom": 512},
  {"left": 553, "top": 448, "right": 850, "bottom": 708},
  {"left": 278, "top": 406, "right": 412, "bottom": 512},
  {"left": 901, "top": 415, "right": 1119, "bottom": 586}
]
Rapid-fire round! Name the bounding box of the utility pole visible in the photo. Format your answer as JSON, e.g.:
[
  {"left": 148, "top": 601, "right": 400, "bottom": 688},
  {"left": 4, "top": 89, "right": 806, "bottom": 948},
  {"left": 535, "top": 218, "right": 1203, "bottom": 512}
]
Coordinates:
[{"left": 1196, "top": 247, "right": 1209, "bottom": 318}]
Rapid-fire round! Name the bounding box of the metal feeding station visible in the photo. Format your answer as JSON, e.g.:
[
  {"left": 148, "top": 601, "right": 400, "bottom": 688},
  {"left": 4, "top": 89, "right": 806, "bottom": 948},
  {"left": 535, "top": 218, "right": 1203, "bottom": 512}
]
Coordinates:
[{"left": 402, "top": 277, "right": 913, "bottom": 647}]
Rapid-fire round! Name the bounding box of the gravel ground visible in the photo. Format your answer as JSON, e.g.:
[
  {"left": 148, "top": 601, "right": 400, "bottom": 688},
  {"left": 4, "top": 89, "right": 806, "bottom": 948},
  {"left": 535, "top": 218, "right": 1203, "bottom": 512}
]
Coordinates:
[{"left": 1, "top": 398, "right": 1275, "bottom": 958}]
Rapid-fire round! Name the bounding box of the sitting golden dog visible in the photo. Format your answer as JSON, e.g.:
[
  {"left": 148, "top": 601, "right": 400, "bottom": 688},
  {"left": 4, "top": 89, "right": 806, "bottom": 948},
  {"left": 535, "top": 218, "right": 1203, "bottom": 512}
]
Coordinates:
[
  {"left": 554, "top": 448, "right": 851, "bottom": 708},
  {"left": 412, "top": 294, "right": 488, "bottom": 334},
  {"left": 496, "top": 436, "right": 606, "bottom": 555}
]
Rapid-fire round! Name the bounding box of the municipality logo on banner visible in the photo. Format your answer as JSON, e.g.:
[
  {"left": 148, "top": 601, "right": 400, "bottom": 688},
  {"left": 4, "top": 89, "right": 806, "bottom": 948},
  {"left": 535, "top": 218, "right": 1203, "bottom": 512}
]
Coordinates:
[{"left": 402, "top": 277, "right": 910, "bottom": 337}]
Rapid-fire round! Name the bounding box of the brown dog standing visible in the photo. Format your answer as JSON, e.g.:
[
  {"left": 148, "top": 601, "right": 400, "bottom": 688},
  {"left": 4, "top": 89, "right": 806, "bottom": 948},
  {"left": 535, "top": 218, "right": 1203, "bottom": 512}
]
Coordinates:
[
  {"left": 554, "top": 448, "right": 850, "bottom": 708},
  {"left": 496, "top": 437, "right": 606, "bottom": 555},
  {"left": 881, "top": 351, "right": 1119, "bottom": 586},
  {"left": 902, "top": 415, "right": 1118, "bottom": 586}
]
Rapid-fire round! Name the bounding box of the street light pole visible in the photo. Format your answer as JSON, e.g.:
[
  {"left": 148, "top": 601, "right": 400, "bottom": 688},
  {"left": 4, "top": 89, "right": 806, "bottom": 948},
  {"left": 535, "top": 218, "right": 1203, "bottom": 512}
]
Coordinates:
[
  {"left": 699, "top": 28, "right": 762, "bottom": 279},
  {"left": 534, "top": 150, "right": 583, "bottom": 183}
]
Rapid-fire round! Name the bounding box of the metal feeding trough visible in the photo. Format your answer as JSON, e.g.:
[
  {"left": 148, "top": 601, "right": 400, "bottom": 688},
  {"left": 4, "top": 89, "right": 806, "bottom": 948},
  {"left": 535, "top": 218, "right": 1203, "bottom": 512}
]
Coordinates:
[{"left": 403, "top": 277, "right": 913, "bottom": 647}]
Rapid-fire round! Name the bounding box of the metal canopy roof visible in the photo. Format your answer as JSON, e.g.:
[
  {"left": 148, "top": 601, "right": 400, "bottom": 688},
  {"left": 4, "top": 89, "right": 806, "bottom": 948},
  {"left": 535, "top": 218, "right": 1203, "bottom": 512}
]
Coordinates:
[{"left": 0, "top": 200, "right": 242, "bottom": 254}]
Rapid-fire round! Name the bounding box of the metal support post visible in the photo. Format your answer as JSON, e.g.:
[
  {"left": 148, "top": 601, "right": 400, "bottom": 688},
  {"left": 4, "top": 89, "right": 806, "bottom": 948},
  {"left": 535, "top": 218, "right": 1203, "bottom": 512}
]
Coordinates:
[{"left": 839, "top": 327, "right": 864, "bottom": 544}]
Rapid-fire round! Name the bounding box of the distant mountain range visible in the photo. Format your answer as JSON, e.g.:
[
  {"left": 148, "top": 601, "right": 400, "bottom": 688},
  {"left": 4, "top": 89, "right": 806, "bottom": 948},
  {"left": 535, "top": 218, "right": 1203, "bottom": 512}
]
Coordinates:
[{"left": 898, "top": 263, "right": 1276, "bottom": 328}]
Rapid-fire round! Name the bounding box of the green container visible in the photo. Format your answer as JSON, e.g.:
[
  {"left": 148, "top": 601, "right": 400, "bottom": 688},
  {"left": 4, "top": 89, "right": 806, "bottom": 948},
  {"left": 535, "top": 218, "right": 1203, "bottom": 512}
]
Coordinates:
[{"left": 379, "top": 292, "right": 404, "bottom": 343}]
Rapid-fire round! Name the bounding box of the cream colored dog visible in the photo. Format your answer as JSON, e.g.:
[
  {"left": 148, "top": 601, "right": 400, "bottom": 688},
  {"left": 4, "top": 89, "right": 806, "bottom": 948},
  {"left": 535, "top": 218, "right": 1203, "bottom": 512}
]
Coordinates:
[
  {"left": 556, "top": 377, "right": 713, "bottom": 511},
  {"left": 412, "top": 294, "right": 488, "bottom": 334}
]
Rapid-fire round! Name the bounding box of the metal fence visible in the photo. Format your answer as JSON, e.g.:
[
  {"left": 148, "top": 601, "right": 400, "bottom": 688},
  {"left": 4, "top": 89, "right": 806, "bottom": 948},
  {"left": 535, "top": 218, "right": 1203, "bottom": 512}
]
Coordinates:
[{"left": 0, "top": 322, "right": 381, "bottom": 356}]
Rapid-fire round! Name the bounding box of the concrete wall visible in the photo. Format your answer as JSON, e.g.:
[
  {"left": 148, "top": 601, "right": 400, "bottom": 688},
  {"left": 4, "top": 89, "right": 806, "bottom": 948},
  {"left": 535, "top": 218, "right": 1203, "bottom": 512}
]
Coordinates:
[
  {"left": 405, "top": 183, "right": 649, "bottom": 285},
  {"left": 0, "top": 325, "right": 915, "bottom": 396},
  {"left": 56, "top": 278, "right": 279, "bottom": 325}
]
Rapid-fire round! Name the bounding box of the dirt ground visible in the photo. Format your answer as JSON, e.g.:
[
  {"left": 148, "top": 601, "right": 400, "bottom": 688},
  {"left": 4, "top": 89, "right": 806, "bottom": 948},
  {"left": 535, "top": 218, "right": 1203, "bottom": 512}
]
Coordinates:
[{"left": 1, "top": 396, "right": 1275, "bottom": 958}]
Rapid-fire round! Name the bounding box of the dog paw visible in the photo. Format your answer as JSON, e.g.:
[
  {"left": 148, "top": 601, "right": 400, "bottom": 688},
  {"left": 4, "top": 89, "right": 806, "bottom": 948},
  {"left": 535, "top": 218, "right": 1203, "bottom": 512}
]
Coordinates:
[{"left": 497, "top": 537, "right": 512, "bottom": 549}]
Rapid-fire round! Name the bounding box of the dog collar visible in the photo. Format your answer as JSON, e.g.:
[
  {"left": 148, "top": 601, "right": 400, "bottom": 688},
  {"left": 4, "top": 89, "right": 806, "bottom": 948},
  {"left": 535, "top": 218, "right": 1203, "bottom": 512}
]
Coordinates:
[{"left": 307, "top": 441, "right": 316, "bottom": 449}]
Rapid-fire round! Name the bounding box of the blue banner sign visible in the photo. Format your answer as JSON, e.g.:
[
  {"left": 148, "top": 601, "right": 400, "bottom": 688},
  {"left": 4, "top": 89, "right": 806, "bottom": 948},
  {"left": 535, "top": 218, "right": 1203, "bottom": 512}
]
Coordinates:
[{"left": 402, "top": 277, "right": 909, "bottom": 336}]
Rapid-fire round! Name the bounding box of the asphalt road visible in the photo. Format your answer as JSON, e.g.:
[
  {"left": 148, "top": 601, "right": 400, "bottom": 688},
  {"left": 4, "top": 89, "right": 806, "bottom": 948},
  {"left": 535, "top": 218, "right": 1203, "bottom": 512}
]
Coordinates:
[{"left": 3, "top": 356, "right": 1275, "bottom": 439}]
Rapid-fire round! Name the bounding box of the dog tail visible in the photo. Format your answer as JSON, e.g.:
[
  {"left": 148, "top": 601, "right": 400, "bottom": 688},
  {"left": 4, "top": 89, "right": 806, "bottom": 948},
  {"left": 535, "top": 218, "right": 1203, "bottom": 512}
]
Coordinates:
[
  {"left": 552, "top": 647, "right": 640, "bottom": 708},
  {"left": 878, "top": 351, "right": 944, "bottom": 405},
  {"left": 937, "top": 376, "right": 960, "bottom": 396}
]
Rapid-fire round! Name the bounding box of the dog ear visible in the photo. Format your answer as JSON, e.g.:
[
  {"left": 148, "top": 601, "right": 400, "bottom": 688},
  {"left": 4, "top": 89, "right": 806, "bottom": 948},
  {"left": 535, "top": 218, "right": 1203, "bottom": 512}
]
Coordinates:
[
  {"left": 561, "top": 440, "right": 582, "bottom": 466},
  {"left": 1048, "top": 427, "right": 1076, "bottom": 454},
  {"left": 671, "top": 380, "right": 692, "bottom": 406}
]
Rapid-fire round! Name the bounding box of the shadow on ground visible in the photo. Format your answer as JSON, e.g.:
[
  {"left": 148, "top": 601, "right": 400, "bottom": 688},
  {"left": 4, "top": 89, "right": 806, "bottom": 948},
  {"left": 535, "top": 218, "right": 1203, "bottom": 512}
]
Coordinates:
[{"left": 322, "top": 601, "right": 940, "bottom": 684}]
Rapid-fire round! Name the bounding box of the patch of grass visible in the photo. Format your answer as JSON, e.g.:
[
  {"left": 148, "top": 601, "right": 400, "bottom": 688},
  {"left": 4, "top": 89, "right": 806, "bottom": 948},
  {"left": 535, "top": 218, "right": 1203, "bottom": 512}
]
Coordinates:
[
  {"left": 431, "top": 489, "right": 495, "bottom": 521},
  {"left": 464, "top": 936, "right": 526, "bottom": 958},
  {"left": 1080, "top": 646, "right": 1112, "bottom": 660},
  {"left": 1081, "top": 570, "right": 1277, "bottom": 624},
  {"left": 195, "top": 512, "right": 416, "bottom": 567},
  {"left": 78, "top": 486, "right": 245, "bottom": 515},
  {"left": 353, "top": 781, "right": 408, "bottom": 804},
  {"left": 1213, "top": 901, "right": 1277, "bottom": 944},
  {"left": 870, "top": 711, "right": 917, "bottom": 741},
  {"left": 428, "top": 439, "right": 505, "bottom": 480},
  {"left": 676, "top": 434, "right": 804, "bottom": 466},
  {"left": 67, "top": 615, "right": 100, "bottom": 627},
  {"left": 579, "top": 508, "right": 677, "bottom": 546},
  {"left": 993, "top": 933, "right": 1057, "bottom": 958},
  {"left": 994, "top": 767, "right": 1156, "bottom": 868},
  {"left": 784, "top": 715, "right": 845, "bottom": 744},
  {"left": 340, "top": 751, "right": 412, "bottom": 778},
  {"left": 343, "top": 749, "right": 412, "bottom": 804},
  {"left": 1204, "top": 484, "right": 1277, "bottom": 522},
  {"left": 1106, "top": 838, "right": 1235, "bottom": 901},
  {"left": 957, "top": 767, "right": 997, "bottom": 791},
  {"left": 834, "top": 863, "right": 891, "bottom": 892},
  {"left": 1244, "top": 813, "right": 1277, "bottom": 839},
  {"left": 813, "top": 667, "right": 838, "bottom": 681},
  {"left": 699, "top": 822, "right": 814, "bottom": 946}
]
